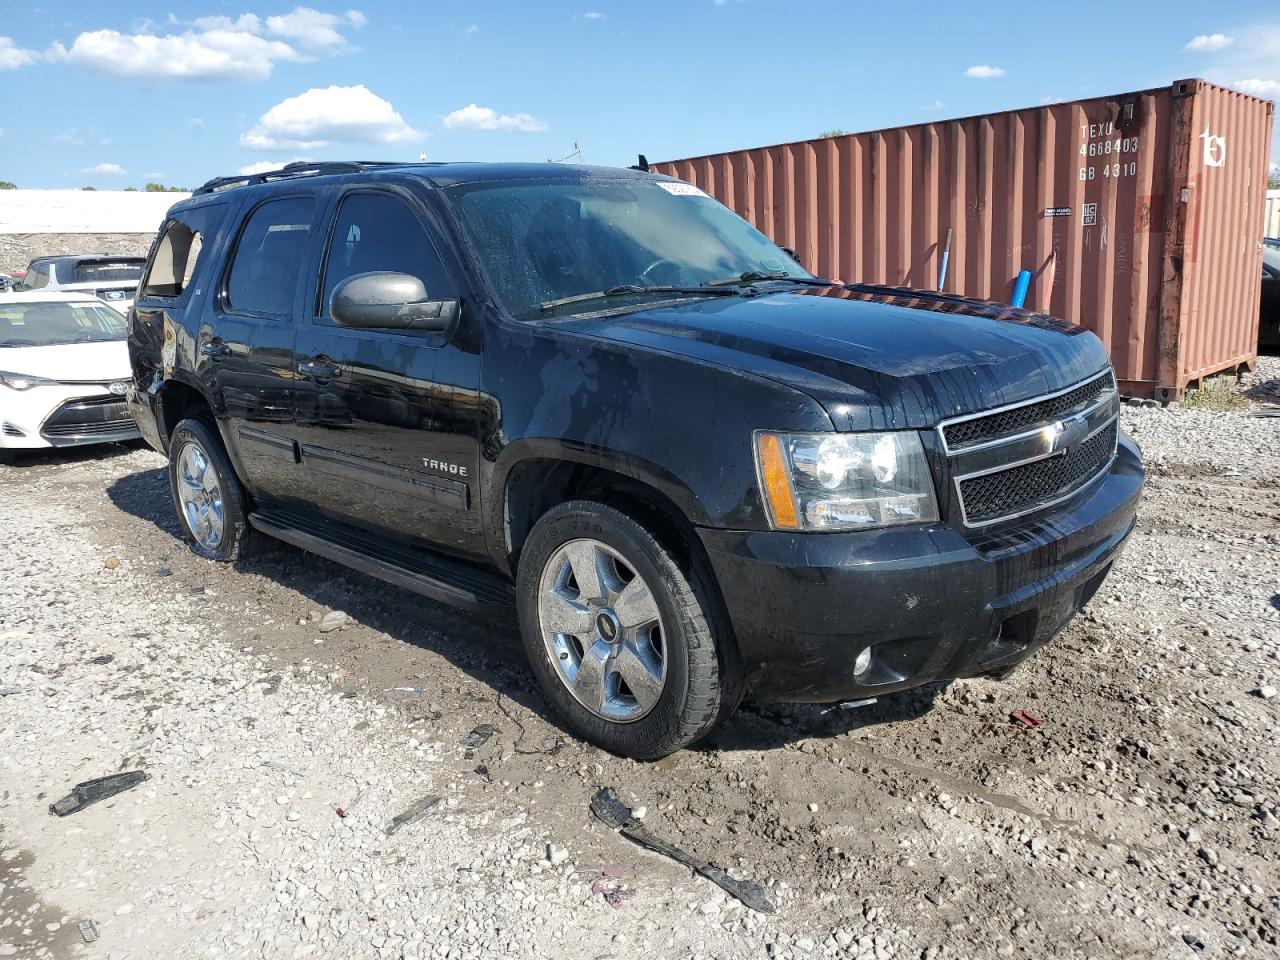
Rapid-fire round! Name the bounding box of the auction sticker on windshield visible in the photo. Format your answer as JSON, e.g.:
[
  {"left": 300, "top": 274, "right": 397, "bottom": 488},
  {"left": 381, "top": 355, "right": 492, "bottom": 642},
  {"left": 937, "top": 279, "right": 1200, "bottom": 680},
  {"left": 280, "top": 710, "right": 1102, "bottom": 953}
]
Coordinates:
[{"left": 656, "top": 182, "right": 710, "bottom": 197}]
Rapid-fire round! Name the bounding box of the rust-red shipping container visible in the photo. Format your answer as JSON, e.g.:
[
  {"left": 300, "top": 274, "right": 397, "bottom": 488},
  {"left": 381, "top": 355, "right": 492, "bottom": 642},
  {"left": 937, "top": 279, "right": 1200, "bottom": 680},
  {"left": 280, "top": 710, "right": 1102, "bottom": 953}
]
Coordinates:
[{"left": 654, "top": 79, "right": 1274, "bottom": 400}]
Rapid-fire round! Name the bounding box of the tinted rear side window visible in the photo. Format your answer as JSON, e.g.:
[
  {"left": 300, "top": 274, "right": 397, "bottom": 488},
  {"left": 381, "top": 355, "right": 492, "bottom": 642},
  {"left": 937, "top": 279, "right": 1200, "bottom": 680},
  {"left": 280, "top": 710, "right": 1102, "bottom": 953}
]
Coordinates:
[
  {"left": 142, "top": 203, "right": 227, "bottom": 299},
  {"left": 319, "top": 191, "right": 455, "bottom": 314},
  {"left": 23, "top": 264, "right": 49, "bottom": 290},
  {"left": 73, "top": 260, "right": 145, "bottom": 283},
  {"left": 226, "top": 196, "right": 315, "bottom": 317}
]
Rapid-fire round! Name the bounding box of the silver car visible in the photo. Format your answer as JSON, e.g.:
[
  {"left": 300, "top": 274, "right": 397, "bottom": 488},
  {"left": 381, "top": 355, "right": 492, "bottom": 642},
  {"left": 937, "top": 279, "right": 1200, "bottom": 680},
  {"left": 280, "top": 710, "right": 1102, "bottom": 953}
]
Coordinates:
[{"left": 15, "top": 254, "right": 146, "bottom": 313}]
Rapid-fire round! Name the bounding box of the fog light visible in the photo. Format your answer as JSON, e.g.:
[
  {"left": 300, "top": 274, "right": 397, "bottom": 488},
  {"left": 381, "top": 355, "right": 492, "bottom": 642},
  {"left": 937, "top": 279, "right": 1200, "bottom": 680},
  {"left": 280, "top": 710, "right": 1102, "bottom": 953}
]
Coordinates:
[{"left": 853, "top": 645, "right": 872, "bottom": 677}]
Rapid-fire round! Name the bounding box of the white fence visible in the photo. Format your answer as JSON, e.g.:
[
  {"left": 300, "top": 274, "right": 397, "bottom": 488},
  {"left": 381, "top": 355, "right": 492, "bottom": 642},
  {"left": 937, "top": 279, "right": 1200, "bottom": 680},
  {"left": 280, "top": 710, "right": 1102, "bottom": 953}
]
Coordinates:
[{"left": 0, "top": 189, "right": 189, "bottom": 234}]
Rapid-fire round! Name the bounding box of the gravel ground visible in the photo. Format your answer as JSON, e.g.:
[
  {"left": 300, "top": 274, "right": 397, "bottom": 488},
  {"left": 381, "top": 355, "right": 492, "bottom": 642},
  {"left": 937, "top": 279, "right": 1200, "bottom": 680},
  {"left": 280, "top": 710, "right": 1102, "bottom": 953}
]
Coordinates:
[{"left": 1, "top": 357, "right": 1277, "bottom": 960}]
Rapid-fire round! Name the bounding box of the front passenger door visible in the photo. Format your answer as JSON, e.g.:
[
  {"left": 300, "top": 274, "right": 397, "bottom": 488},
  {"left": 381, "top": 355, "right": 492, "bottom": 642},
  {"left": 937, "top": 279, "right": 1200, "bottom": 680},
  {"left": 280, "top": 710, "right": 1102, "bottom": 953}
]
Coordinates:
[{"left": 292, "top": 187, "right": 485, "bottom": 559}]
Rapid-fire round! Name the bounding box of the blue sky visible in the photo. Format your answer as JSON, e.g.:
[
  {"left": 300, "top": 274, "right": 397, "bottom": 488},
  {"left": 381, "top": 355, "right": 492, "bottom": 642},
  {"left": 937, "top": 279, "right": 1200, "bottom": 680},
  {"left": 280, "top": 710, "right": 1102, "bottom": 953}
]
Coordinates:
[{"left": 1, "top": 0, "right": 1277, "bottom": 189}]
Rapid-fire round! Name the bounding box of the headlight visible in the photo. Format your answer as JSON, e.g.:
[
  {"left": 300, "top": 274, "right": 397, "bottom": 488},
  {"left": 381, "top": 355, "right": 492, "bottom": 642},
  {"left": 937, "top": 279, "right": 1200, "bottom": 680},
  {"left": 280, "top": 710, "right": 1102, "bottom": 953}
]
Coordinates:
[
  {"left": 0, "top": 371, "right": 57, "bottom": 391},
  {"left": 755, "top": 430, "right": 940, "bottom": 531}
]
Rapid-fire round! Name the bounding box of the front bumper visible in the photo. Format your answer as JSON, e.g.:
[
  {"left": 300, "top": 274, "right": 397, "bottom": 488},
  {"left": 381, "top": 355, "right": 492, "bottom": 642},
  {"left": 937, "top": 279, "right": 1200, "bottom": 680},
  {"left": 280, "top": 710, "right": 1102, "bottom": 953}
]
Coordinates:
[
  {"left": 699, "top": 434, "right": 1144, "bottom": 702},
  {"left": 0, "top": 384, "right": 141, "bottom": 449}
]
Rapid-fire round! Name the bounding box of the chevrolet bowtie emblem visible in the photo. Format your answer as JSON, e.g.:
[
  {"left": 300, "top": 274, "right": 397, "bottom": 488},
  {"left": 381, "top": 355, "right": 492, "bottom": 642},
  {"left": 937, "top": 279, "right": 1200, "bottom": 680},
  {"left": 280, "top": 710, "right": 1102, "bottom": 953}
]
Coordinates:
[{"left": 1042, "top": 414, "right": 1089, "bottom": 454}]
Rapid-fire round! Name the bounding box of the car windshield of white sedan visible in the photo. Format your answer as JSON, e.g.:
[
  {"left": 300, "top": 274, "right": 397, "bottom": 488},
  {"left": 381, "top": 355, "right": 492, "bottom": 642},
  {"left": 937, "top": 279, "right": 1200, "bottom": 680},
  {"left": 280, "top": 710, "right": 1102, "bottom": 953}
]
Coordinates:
[
  {"left": 446, "top": 178, "right": 814, "bottom": 320},
  {"left": 0, "top": 302, "right": 127, "bottom": 347}
]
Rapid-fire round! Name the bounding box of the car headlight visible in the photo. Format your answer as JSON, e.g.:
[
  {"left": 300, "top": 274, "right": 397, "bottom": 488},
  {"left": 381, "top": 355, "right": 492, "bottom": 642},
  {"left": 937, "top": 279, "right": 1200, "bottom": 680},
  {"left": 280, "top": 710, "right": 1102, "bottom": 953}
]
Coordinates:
[
  {"left": 755, "top": 430, "right": 940, "bottom": 531},
  {"left": 0, "top": 371, "right": 57, "bottom": 391}
]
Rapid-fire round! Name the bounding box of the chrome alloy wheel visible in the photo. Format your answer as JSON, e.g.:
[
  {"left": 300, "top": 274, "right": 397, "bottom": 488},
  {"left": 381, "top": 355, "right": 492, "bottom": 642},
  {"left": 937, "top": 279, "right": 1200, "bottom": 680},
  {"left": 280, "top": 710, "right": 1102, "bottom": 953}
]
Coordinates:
[
  {"left": 537, "top": 538, "right": 667, "bottom": 722},
  {"left": 176, "top": 439, "right": 225, "bottom": 550}
]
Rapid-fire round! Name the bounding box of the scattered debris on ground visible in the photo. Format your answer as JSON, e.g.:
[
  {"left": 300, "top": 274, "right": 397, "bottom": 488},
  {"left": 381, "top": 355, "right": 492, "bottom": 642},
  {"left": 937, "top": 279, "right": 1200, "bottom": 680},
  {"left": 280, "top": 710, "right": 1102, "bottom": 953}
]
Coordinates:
[{"left": 48, "top": 771, "right": 150, "bottom": 818}]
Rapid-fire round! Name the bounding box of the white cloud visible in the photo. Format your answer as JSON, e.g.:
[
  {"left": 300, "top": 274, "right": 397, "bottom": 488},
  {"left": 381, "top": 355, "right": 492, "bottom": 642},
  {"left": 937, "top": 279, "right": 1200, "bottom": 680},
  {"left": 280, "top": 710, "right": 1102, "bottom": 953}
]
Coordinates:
[
  {"left": 54, "top": 129, "right": 84, "bottom": 146},
  {"left": 191, "top": 13, "right": 262, "bottom": 32},
  {"left": 464, "top": 23, "right": 479, "bottom": 35},
  {"left": 48, "top": 7, "right": 363, "bottom": 81},
  {"left": 442, "top": 103, "right": 548, "bottom": 133},
  {"left": 265, "top": 7, "right": 365, "bottom": 49},
  {"left": 0, "top": 36, "right": 38, "bottom": 70},
  {"left": 235, "top": 159, "right": 312, "bottom": 174},
  {"left": 82, "top": 163, "right": 126, "bottom": 176},
  {"left": 50, "top": 26, "right": 299, "bottom": 80},
  {"left": 236, "top": 160, "right": 285, "bottom": 175},
  {"left": 1185, "top": 33, "right": 1234, "bottom": 51},
  {"left": 241, "top": 85, "right": 421, "bottom": 150},
  {"left": 1234, "top": 78, "right": 1280, "bottom": 96},
  {"left": 964, "top": 64, "right": 1005, "bottom": 78},
  {"left": 582, "top": 11, "right": 606, "bottom": 19}
]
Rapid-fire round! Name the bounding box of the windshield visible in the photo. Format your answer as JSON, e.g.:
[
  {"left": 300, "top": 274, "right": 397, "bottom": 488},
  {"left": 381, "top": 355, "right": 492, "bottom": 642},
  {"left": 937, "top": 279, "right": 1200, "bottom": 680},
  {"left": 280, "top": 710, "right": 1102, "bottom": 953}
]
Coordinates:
[
  {"left": 72, "top": 260, "right": 145, "bottom": 284},
  {"left": 0, "top": 301, "right": 127, "bottom": 347},
  {"left": 445, "top": 177, "right": 813, "bottom": 319}
]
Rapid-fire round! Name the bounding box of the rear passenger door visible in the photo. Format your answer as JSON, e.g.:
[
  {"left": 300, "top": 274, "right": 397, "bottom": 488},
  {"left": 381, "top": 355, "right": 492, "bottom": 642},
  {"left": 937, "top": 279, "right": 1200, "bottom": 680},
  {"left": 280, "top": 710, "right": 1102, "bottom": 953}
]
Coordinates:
[
  {"left": 131, "top": 201, "right": 226, "bottom": 442},
  {"left": 205, "top": 192, "right": 319, "bottom": 504},
  {"left": 292, "top": 185, "right": 485, "bottom": 558}
]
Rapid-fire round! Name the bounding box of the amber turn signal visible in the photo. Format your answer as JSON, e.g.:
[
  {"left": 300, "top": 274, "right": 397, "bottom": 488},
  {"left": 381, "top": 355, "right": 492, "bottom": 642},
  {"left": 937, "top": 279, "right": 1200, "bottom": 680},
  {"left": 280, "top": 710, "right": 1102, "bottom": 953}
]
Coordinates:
[{"left": 755, "top": 433, "right": 800, "bottom": 529}]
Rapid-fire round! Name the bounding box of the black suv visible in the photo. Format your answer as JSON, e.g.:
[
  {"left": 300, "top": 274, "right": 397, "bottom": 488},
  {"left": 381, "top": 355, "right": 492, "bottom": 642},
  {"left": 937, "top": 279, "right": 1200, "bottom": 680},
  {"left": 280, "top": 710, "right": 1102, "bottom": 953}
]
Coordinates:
[{"left": 127, "top": 160, "right": 1143, "bottom": 759}]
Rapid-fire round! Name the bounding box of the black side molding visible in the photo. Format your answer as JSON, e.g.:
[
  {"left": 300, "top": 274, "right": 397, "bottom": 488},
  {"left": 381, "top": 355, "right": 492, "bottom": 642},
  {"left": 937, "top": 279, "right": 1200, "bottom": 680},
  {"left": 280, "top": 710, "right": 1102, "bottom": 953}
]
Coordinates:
[
  {"left": 237, "top": 426, "right": 299, "bottom": 462},
  {"left": 300, "top": 444, "right": 469, "bottom": 511},
  {"left": 248, "top": 512, "right": 513, "bottom": 612}
]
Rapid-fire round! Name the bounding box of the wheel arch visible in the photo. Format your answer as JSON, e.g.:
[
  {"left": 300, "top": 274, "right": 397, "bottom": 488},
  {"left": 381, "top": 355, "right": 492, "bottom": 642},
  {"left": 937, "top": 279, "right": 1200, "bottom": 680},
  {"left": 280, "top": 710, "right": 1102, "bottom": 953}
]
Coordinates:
[
  {"left": 496, "top": 443, "right": 743, "bottom": 667},
  {"left": 493, "top": 439, "right": 710, "bottom": 572},
  {"left": 154, "top": 374, "right": 215, "bottom": 446}
]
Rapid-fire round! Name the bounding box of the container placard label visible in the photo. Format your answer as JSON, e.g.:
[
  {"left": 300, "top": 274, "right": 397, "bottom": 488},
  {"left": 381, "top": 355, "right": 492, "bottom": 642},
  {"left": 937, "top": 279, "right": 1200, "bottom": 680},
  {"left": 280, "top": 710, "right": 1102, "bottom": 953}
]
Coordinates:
[
  {"left": 1042, "top": 207, "right": 1072, "bottom": 218},
  {"left": 1078, "top": 121, "right": 1139, "bottom": 182},
  {"left": 1082, "top": 203, "right": 1098, "bottom": 226}
]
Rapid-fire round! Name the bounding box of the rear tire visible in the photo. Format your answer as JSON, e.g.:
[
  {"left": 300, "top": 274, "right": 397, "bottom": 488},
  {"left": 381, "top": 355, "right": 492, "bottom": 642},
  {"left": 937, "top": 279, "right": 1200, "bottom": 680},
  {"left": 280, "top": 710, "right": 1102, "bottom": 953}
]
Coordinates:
[
  {"left": 516, "top": 500, "right": 734, "bottom": 760},
  {"left": 167, "top": 417, "right": 256, "bottom": 562}
]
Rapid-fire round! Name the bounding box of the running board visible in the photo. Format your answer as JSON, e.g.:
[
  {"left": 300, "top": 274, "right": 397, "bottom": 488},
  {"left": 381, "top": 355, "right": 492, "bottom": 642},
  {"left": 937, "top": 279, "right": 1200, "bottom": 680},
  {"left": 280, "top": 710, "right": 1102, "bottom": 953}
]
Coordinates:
[{"left": 248, "top": 512, "right": 515, "bottom": 613}]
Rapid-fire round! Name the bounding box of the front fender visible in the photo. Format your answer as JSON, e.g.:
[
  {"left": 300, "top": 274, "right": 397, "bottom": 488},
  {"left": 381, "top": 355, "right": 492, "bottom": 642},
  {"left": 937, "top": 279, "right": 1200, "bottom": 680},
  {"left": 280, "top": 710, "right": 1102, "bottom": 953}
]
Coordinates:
[{"left": 477, "top": 317, "right": 837, "bottom": 569}]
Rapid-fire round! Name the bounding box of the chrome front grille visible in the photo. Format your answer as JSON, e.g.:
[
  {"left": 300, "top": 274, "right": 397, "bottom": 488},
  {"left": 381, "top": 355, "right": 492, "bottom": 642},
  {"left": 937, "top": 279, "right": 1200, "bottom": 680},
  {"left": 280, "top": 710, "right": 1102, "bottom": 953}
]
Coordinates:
[{"left": 940, "top": 371, "right": 1120, "bottom": 528}]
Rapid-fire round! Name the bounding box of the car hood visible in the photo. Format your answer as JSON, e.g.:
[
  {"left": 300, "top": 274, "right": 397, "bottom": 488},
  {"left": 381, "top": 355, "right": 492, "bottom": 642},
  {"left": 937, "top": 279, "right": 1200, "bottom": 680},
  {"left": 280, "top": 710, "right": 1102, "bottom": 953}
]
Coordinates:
[
  {"left": 556, "top": 285, "right": 1112, "bottom": 430},
  {"left": 0, "top": 340, "right": 131, "bottom": 382}
]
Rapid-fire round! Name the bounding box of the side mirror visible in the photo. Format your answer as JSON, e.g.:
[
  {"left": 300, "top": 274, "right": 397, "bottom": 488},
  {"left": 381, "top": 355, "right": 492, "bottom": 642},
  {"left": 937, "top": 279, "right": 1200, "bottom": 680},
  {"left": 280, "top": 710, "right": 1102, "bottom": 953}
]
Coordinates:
[{"left": 330, "top": 271, "right": 458, "bottom": 332}]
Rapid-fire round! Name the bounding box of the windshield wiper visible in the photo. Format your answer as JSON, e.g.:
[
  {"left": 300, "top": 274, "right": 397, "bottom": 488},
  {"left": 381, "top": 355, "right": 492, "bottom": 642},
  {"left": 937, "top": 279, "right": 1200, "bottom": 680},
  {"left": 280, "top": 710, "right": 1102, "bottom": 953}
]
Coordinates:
[
  {"left": 540, "top": 284, "right": 743, "bottom": 313},
  {"left": 704, "top": 271, "right": 837, "bottom": 288}
]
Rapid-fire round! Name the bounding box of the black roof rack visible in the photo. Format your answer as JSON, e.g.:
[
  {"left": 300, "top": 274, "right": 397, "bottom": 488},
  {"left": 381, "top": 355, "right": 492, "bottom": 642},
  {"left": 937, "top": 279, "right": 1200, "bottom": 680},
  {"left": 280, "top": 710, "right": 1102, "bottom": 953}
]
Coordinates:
[{"left": 192, "top": 160, "right": 421, "bottom": 196}]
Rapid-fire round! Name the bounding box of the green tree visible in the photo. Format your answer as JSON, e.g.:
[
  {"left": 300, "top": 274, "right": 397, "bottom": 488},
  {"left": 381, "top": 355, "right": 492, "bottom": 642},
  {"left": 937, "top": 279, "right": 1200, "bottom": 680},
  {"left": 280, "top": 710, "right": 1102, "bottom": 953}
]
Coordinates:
[
  {"left": 144, "top": 182, "right": 188, "bottom": 193},
  {"left": 82, "top": 186, "right": 97, "bottom": 191},
  {"left": 1270, "top": 175, "right": 1280, "bottom": 190},
  {"left": 0, "top": 181, "right": 15, "bottom": 190},
  {"left": 124, "top": 186, "right": 138, "bottom": 191},
  {"left": 818, "top": 129, "right": 848, "bottom": 139}
]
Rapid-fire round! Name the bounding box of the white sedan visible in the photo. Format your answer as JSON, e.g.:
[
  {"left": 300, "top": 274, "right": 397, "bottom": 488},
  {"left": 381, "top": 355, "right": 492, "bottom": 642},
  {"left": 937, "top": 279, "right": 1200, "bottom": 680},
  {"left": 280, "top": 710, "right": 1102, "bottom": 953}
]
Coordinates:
[{"left": 0, "top": 292, "right": 140, "bottom": 459}]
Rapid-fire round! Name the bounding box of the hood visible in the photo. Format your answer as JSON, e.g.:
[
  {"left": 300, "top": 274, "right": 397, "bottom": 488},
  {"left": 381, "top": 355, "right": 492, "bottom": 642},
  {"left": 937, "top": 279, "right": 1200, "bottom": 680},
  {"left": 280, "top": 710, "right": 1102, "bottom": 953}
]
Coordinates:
[
  {"left": 557, "top": 285, "right": 1111, "bottom": 430},
  {"left": 0, "top": 340, "right": 131, "bottom": 382}
]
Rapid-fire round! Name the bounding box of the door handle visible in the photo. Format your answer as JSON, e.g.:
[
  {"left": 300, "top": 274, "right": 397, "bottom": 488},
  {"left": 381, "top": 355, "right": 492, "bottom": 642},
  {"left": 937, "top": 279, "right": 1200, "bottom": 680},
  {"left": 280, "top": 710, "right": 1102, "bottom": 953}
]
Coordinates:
[
  {"left": 297, "top": 357, "right": 341, "bottom": 379},
  {"left": 200, "top": 339, "right": 231, "bottom": 359}
]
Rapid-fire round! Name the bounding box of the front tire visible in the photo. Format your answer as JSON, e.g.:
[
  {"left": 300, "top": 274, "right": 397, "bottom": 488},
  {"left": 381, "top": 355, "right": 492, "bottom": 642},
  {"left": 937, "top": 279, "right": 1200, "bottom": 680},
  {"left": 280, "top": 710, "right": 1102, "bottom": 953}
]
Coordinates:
[
  {"left": 167, "top": 417, "right": 254, "bottom": 562},
  {"left": 516, "top": 501, "right": 732, "bottom": 760}
]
